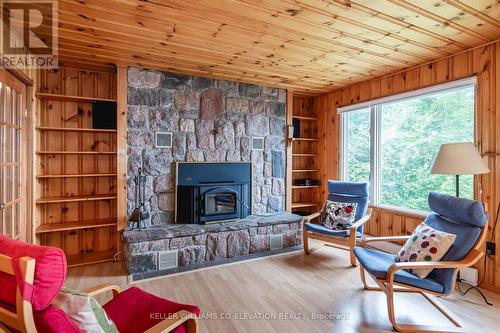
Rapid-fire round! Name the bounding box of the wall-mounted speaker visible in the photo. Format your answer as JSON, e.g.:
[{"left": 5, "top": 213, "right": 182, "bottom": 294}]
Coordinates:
[
  {"left": 92, "top": 101, "right": 117, "bottom": 129},
  {"left": 292, "top": 118, "right": 300, "bottom": 138}
]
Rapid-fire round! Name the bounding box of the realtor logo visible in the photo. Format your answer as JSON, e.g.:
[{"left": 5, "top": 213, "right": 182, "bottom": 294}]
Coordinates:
[{"left": 0, "top": 0, "right": 58, "bottom": 68}]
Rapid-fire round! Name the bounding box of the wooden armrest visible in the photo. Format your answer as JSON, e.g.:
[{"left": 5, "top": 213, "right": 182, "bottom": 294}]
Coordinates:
[
  {"left": 144, "top": 310, "right": 198, "bottom": 333},
  {"left": 360, "top": 236, "right": 411, "bottom": 247},
  {"left": 303, "top": 212, "right": 321, "bottom": 224},
  {"left": 386, "top": 249, "right": 484, "bottom": 281},
  {"left": 84, "top": 283, "right": 122, "bottom": 298},
  {"left": 350, "top": 208, "right": 372, "bottom": 230}
]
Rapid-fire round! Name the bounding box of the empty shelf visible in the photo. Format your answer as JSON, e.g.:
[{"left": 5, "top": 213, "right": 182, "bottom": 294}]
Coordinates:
[{"left": 36, "top": 194, "right": 117, "bottom": 204}]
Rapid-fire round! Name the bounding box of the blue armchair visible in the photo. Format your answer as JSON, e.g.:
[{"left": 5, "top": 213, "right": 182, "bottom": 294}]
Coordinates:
[
  {"left": 303, "top": 180, "right": 372, "bottom": 266},
  {"left": 353, "top": 192, "right": 488, "bottom": 332}
]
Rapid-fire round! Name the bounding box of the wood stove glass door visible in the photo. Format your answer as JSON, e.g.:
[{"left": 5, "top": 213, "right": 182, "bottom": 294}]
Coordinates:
[{"left": 204, "top": 188, "right": 237, "bottom": 216}]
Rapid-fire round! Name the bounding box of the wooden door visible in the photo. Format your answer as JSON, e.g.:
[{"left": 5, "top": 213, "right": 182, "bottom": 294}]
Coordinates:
[{"left": 0, "top": 70, "right": 27, "bottom": 240}]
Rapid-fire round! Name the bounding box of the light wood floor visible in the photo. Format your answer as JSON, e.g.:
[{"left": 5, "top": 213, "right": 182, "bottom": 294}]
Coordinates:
[{"left": 66, "top": 242, "right": 500, "bottom": 332}]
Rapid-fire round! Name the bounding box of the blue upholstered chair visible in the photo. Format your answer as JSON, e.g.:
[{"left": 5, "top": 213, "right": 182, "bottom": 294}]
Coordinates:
[
  {"left": 353, "top": 192, "right": 488, "bottom": 332},
  {"left": 303, "top": 180, "right": 372, "bottom": 266}
]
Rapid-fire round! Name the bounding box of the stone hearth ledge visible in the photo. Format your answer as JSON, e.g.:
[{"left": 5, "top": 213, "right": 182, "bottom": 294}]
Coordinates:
[{"left": 122, "top": 212, "right": 304, "bottom": 279}]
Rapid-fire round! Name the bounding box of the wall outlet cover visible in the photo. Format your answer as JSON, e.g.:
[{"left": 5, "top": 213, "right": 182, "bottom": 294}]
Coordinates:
[
  {"left": 486, "top": 241, "right": 496, "bottom": 256},
  {"left": 460, "top": 267, "right": 478, "bottom": 286}
]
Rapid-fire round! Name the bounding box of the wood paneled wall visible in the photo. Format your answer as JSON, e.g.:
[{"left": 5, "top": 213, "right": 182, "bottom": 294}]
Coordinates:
[{"left": 315, "top": 41, "right": 500, "bottom": 293}]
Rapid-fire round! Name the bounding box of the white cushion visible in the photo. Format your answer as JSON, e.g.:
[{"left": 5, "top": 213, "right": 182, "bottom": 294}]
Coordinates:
[
  {"left": 320, "top": 200, "right": 358, "bottom": 230},
  {"left": 396, "top": 222, "right": 456, "bottom": 278},
  {"left": 52, "top": 287, "right": 118, "bottom": 333}
]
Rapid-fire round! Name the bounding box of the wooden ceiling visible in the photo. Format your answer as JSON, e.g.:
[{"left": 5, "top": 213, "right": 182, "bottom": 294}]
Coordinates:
[{"left": 57, "top": 0, "right": 500, "bottom": 95}]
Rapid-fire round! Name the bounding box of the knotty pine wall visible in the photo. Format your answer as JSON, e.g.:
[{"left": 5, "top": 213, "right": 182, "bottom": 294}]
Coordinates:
[{"left": 315, "top": 41, "right": 500, "bottom": 293}]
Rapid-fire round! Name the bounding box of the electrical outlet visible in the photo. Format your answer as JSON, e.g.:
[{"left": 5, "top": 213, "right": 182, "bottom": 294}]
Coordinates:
[
  {"left": 460, "top": 267, "right": 478, "bottom": 286},
  {"left": 486, "top": 241, "right": 496, "bottom": 256}
]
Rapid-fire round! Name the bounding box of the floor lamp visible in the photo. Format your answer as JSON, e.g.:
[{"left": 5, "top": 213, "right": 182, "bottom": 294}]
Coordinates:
[
  {"left": 430, "top": 142, "right": 489, "bottom": 197},
  {"left": 431, "top": 142, "right": 492, "bottom": 305}
]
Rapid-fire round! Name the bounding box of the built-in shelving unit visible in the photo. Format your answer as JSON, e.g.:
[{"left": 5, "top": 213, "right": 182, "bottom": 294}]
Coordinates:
[
  {"left": 37, "top": 173, "right": 117, "bottom": 179},
  {"left": 291, "top": 96, "right": 321, "bottom": 214},
  {"left": 36, "top": 126, "right": 117, "bottom": 133},
  {"left": 36, "top": 92, "right": 116, "bottom": 103},
  {"left": 36, "top": 151, "right": 116, "bottom": 155},
  {"left": 36, "top": 218, "right": 118, "bottom": 234},
  {"left": 34, "top": 67, "right": 118, "bottom": 267}
]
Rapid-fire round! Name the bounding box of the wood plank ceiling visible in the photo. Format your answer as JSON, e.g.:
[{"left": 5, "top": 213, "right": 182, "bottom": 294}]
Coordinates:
[{"left": 58, "top": 0, "right": 500, "bottom": 95}]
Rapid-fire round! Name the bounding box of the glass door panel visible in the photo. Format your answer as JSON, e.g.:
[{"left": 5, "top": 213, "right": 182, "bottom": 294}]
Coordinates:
[{"left": 0, "top": 70, "right": 26, "bottom": 240}]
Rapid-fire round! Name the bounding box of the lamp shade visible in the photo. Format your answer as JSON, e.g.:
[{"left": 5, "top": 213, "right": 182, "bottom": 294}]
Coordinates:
[{"left": 430, "top": 142, "right": 489, "bottom": 175}]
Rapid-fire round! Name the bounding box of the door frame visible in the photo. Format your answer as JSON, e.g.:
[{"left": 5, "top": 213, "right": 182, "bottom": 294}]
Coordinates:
[{"left": 0, "top": 68, "right": 31, "bottom": 241}]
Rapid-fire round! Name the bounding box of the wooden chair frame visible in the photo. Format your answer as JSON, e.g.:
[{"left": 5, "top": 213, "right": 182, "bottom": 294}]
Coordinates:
[
  {"left": 357, "top": 223, "right": 487, "bottom": 333},
  {"left": 303, "top": 208, "right": 372, "bottom": 266},
  {"left": 0, "top": 255, "right": 198, "bottom": 333}
]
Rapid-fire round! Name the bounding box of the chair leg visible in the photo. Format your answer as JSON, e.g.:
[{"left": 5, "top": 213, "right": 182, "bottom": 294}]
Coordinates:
[
  {"left": 384, "top": 286, "right": 467, "bottom": 332},
  {"left": 185, "top": 317, "right": 199, "bottom": 333},
  {"left": 359, "top": 267, "right": 382, "bottom": 291},
  {"left": 303, "top": 229, "right": 309, "bottom": 254},
  {"left": 348, "top": 233, "right": 358, "bottom": 266},
  {"left": 349, "top": 249, "right": 357, "bottom": 267}
]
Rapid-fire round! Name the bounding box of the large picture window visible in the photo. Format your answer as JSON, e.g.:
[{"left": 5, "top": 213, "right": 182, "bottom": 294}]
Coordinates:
[{"left": 340, "top": 78, "right": 475, "bottom": 212}]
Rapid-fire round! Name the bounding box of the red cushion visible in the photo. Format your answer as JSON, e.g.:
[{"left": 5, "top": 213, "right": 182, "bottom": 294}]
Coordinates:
[
  {"left": 33, "top": 305, "right": 82, "bottom": 333},
  {"left": 0, "top": 235, "right": 67, "bottom": 311},
  {"left": 103, "top": 287, "right": 200, "bottom": 333},
  {"left": 0, "top": 302, "right": 81, "bottom": 333}
]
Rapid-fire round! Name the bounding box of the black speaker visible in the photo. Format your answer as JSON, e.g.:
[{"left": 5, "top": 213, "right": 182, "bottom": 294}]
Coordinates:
[
  {"left": 292, "top": 118, "right": 300, "bottom": 138},
  {"left": 294, "top": 179, "right": 320, "bottom": 186},
  {"left": 92, "top": 101, "right": 117, "bottom": 129}
]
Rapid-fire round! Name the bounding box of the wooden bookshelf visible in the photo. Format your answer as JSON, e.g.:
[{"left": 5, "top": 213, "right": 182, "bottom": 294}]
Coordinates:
[
  {"left": 36, "top": 219, "right": 118, "bottom": 234},
  {"left": 293, "top": 138, "right": 318, "bottom": 142},
  {"left": 36, "top": 92, "right": 116, "bottom": 103},
  {"left": 36, "top": 194, "right": 117, "bottom": 204},
  {"left": 37, "top": 173, "right": 117, "bottom": 179},
  {"left": 66, "top": 250, "right": 117, "bottom": 267},
  {"left": 36, "top": 151, "right": 116, "bottom": 155},
  {"left": 292, "top": 115, "right": 318, "bottom": 121},
  {"left": 291, "top": 202, "right": 320, "bottom": 209},
  {"left": 292, "top": 185, "right": 320, "bottom": 189},
  {"left": 35, "top": 67, "right": 118, "bottom": 267},
  {"left": 293, "top": 153, "right": 318, "bottom": 157},
  {"left": 36, "top": 126, "right": 117, "bottom": 133},
  {"left": 291, "top": 96, "right": 321, "bottom": 214}
]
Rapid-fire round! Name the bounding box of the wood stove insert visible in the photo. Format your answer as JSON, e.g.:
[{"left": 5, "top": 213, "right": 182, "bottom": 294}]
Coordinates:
[{"left": 175, "top": 162, "right": 251, "bottom": 224}]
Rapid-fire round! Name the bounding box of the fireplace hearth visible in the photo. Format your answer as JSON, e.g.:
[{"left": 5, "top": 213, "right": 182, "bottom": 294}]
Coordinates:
[{"left": 175, "top": 162, "right": 251, "bottom": 224}]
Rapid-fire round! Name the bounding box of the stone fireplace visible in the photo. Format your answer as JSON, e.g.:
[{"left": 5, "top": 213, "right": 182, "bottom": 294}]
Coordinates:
[
  {"left": 123, "top": 69, "right": 301, "bottom": 279},
  {"left": 175, "top": 162, "right": 251, "bottom": 224},
  {"left": 127, "top": 68, "right": 287, "bottom": 227}
]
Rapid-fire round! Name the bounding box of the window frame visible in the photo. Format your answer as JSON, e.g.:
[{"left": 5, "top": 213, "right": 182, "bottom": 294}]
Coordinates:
[{"left": 339, "top": 77, "right": 477, "bottom": 215}]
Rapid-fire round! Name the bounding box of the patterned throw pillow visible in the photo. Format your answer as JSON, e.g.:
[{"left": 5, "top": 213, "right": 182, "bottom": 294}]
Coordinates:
[
  {"left": 52, "top": 287, "right": 118, "bottom": 333},
  {"left": 321, "top": 200, "right": 358, "bottom": 230},
  {"left": 395, "top": 222, "right": 456, "bottom": 278}
]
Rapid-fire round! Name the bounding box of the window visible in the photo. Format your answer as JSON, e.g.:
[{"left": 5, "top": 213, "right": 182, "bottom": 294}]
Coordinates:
[
  {"left": 340, "top": 78, "right": 475, "bottom": 212},
  {"left": 343, "top": 107, "right": 371, "bottom": 184}
]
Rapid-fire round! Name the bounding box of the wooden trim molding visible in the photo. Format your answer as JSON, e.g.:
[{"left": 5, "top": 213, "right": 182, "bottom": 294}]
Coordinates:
[
  {"left": 116, "top": 65, "right": 128, "bottom": 261},
  {"left": 4, "top": 68, "right": 34, "bottom": 86},
  {"left": 285, "top": 90, "right": 293, "bottom": 212}
]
